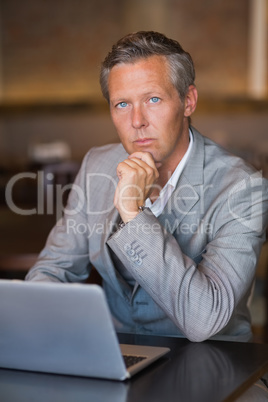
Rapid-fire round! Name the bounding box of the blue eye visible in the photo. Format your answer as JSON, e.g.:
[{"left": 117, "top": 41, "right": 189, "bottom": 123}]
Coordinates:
[
  {"left": 117, "top": 102, "right": 128, "bottom": 108},
  {"left": 150, "top": 97, "right": 160, "bottom": 103}
]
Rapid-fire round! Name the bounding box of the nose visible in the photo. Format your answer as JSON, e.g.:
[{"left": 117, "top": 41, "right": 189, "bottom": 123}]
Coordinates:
[{"left": 131, "top": 105, "right": 148, "bottom": 129}]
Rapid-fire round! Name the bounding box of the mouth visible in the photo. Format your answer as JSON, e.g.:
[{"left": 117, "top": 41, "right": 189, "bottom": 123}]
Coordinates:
[{"left": 134, "top": 138, "right": 155, "bottom": 146}]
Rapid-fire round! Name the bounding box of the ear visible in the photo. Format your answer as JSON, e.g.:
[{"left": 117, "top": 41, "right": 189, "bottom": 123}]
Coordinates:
[{"left": 184, "top": 85, "right": 198, "bottom": 117}]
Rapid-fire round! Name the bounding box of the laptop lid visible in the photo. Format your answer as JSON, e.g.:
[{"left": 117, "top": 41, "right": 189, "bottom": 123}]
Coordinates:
[{"left": 0, "top": 280, "right": 169, "bottom": 380}]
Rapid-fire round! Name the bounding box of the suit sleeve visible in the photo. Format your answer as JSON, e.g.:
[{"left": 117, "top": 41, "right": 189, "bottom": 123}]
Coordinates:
[
  {"left": 107, "top": 176, "right": 268, "bottom": 342},
  {"left": 25, "top": 152, "right": 92, "bottom": 283}
]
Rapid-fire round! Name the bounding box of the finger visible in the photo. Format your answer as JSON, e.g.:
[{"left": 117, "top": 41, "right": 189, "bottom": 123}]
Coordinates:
[
  {"left": 117, "top": 158, "right": 145, "bottom": 173},
  {"left": 116, "top": 160, "right": 146, "bottom": 181},
  {"left": 126, "top": 157, "right": 158, "bottom": 178},
  {"left": 128, "top": 153, "right": 160, "bottom": 176},
  {"left": 123, "top": 158, "right": 160, "bottom": 185},
  {"left": 128, "top": 151, "right": 156, "bottom": 168}
]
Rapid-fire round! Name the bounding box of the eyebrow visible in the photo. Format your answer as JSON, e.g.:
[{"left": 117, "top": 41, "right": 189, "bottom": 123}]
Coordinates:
[
  {"left": 109, "top": 98, "right": 126, "bottom": 106},
  {"left": 110, "top": 90, "right": 163, "bottom": 104}
]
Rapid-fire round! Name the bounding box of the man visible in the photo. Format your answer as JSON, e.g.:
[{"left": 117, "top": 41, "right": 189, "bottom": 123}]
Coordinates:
[{"left": 26, "top": 31, "right": 268, "bottom": 344}]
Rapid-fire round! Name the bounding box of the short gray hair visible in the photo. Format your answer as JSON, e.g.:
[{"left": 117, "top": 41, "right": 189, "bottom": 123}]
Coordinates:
[{"left": 100, "top": 31, "right": 195, "bottom": 102}]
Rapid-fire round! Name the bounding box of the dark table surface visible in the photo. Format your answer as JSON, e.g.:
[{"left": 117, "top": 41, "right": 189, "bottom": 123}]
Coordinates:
[{"left": 0, "top": 332, "right": 268, "bottom": 402}]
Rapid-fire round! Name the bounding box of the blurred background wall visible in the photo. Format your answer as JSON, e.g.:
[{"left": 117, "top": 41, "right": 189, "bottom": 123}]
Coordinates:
[{"left": 0, "top": 0, "right": 267, "bottom": 167}]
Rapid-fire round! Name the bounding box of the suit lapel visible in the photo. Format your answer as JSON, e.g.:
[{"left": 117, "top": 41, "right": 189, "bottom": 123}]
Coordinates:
[
  {"left": 158, "top": 127, "right": 205, "bottom": 235},
  {"left": 157, "top": 175, "right": 200, "bottom": 233}
]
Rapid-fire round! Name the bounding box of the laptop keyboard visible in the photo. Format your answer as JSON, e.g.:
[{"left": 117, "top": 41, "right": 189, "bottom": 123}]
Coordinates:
[{"left": 123, "top": 354, "right": 147, "bottom": 368}]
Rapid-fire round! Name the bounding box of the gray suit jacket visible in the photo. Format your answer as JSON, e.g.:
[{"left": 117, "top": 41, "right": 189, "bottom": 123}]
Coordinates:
[{"left": 26, "top": 127, "right": 268, "bottom": 342}]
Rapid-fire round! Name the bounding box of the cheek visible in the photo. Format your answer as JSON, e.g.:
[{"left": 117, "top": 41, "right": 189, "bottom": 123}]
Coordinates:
[
  {"left": 152, "top": 108, "right": 176, "bottom": 127},
  {"left": 110, "top": 112, "right": 119, "bottom": 128},
  {"left": 113, "top": 121, "right": 132, "bottom": 149},
  {"left": 111, "top": 113, "right": 130, "bottom": 132}
]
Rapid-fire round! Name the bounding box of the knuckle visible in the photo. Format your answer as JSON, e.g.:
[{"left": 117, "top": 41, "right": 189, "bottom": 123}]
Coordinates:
[
  {"left": 147, "top": 166, "right": 156, "bottom": 177},
  {"left": 117, "top": 161, "right": 125, "bottom": 171},
  {"left": 129, "top": 169, "right": 137, "bottom": 178}
]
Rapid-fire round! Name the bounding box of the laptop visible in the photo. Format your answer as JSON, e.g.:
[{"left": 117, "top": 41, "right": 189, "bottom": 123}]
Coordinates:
[{"left": 0, "top": 280, "right": 170, "bottom": 380}]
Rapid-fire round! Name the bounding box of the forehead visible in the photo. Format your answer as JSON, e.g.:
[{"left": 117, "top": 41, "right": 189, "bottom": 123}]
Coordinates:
[{"left": 108, "top": 55, "right": 173, "bottom": 96}]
